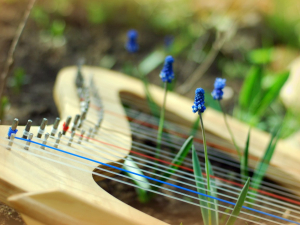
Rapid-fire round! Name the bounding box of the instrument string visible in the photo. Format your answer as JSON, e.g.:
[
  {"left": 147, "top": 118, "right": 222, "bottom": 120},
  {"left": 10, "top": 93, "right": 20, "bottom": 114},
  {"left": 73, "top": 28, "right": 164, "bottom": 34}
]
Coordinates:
[
  {"left": 84, "top": 85, "right": 300, "bottom": 209},
  {"left": 85, "top": 89, "right": 300, "bottom": 196},
  {"left": 17, "top": 128, "right": 300, "bottom": 220},
  {"left": 76, "top": 123, "right": 300, "bottom": 208},
  {"left": 76, "top": 96, "right": 300, "bottom": 213},
  {"left": 125, "top": 107, "right": 300, "bottom": 184},
  {"left": 88, "top": 100, "right": 300, "bottom": 193},
  {"left": 1, "top": 142, "right": 265, "bottom": 225},
  {"left": 4, "top": 138, "right": 299, "bottom": 225},
  {"left": 125, "top": 123, "right": 300, "bottom": 199},
  {"left": 49, "top": 134, "right": 300, "bottom": 217}
]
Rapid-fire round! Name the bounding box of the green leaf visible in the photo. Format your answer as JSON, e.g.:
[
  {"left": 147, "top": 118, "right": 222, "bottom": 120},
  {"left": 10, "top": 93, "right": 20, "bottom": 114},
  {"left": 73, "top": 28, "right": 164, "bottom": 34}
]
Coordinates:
[
  {"left": 238, "top": 66, "right": 262, "bottom": 110},
  {"left": 154, "top": 136, "right": 194, "bottom": 187},
  {"left": 225, "top": 178, "right": 251, "bottom": 225},
  {"left": 254, "top": 71, "right": 289, "bottom": 117},
  {"left": 138, "top": 50, "right": 165, "bottom": 75},
  {"left": 123, "top": 156, "right": 150, "bottom": 203},
  {"left": 192, "top": 145, "right": 209, "bottom": 225},
  {"left": 240, "top": 129, "right": 251, "bottom": 182},
  {"left": 207, "top": 160, "right": 219, "bottom": 225},
  {"left": 247, "top": 48, "right": 274, "bottom": 65},
  {"left": 249, "top": 126, "right": 281, "bottom": 202}
]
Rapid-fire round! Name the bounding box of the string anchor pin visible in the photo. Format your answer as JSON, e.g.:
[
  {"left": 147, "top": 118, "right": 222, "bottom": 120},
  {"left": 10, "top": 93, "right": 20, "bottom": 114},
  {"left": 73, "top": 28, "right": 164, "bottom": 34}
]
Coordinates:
[
  {"left": 54, "top": 132, "right": 62, "bottom": 148},
  {"left": 41, "top": 133, "right": 49, "bottom": 150},
  {"left": 7, "top": 133, "right": 15, "bottom": 150},
  {"left": 37, "top": 118, "right": 48, "bottom": 138},
  {"left": 24, "top": 133, "right": 33, "bottom": 150}
]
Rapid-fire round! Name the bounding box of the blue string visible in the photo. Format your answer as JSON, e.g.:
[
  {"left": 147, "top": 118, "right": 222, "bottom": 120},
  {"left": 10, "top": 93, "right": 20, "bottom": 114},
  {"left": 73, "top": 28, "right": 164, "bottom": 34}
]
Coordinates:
[
  {"left": 14, "top": 136, "right": 300, "bottom": 225},
  {"left": 8, "top": 127, "right": 18, "bottom": 137}
]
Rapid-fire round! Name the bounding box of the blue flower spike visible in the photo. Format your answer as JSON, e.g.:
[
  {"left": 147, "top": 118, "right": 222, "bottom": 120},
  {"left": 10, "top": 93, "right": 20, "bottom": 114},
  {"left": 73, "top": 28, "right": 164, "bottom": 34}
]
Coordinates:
[
  {"left": 160, "top": 55, "right": 174, "bottom": 83},
  {"left": 126, "top": 29, "right": 139, "bottom": 53},
  {"left": 211, "top": 78, "right": 226, "bottom": 100},
  {"left": 192, "top": 88, "right": 206, "bottom": 114}
]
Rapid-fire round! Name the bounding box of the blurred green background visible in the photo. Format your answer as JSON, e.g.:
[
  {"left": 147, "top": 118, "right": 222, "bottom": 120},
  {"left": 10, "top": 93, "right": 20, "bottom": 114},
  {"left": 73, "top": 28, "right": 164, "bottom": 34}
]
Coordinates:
[{"left": 1, "top": 0, "right": 300, "bottom": 138}]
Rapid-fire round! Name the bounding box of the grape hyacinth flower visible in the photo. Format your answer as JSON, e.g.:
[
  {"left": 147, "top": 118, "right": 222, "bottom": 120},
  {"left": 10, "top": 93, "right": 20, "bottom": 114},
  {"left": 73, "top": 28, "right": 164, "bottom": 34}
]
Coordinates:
[
  {"left": 156, "top": 55, "right": 175, "bottom": 154},
  {"left": 159, "top": 55, "right": 174, "bottom": 83},
  {"left": 125, "top": 29, "right": 139, "bottom": 53},
  {"left": 212, "top": 77, "right": 242, "bottom": 159},
  {"left": 191, "top": 87, "right": 212, "bottom": 221},
  {"left": 192, "top": 88, "right": 206, "bottom": 114},
  {"left": 211, "top": 78, "right": 226, "bottom": 100}
]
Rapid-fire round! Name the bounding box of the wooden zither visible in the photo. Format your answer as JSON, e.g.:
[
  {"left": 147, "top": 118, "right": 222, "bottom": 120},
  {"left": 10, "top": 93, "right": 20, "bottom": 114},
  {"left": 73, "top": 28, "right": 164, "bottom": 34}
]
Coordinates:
[{"left": 0, "top": 66, "right": 300, "bottom": 225}]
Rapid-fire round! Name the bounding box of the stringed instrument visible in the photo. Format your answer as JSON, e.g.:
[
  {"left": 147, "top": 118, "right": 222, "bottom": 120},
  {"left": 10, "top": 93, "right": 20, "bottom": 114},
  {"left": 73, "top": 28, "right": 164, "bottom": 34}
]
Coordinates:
[{"left": 0, "top": 66, "right": 300, "bottom": 225}]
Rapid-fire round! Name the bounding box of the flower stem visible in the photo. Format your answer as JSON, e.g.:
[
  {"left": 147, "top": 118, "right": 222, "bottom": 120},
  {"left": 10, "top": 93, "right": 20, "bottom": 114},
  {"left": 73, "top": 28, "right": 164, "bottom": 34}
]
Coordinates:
[
  {"left": 156, "top": 82, "right": 168, "bottom": 158},
  {"left": 219, "top": 101, "right": 242, "bottom": 160},
  {"left": 198, "top": 112, "right": 211, "bottom": 225}
]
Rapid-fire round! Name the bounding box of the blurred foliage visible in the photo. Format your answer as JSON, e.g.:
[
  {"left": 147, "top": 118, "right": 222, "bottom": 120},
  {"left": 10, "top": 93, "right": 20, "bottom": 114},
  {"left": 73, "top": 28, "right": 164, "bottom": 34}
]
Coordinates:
[
  {"left": 0, "top": 97, "right": 9, "bottom": 121},
  {"left": 265, "top": 0, "right": 300, "bottom": 47},
  {"left": 3, "top": 0, "right": 299, "bottom": 136},
  {"left": 234, "top": 65, "right": 289, "bottom": 132},
  {"left": 8, "top": 68, "right": 27, "bottom": 94}
]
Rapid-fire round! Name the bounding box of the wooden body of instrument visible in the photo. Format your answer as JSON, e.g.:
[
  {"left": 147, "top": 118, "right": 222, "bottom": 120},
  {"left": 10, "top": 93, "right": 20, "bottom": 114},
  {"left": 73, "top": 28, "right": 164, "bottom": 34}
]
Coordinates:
[{"left": 0, "top": 66, "right": 299, "bottom": 224}]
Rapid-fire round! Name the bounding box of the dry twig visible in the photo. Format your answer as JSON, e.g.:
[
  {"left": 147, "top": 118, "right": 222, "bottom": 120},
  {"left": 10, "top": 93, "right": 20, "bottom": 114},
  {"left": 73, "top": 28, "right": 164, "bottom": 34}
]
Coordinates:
[
  {"left": 0, "top": 0, "right": 36, "bottom": 112},
  {"left": 177, "top": 30, "right": 230, "bottom": 95}
]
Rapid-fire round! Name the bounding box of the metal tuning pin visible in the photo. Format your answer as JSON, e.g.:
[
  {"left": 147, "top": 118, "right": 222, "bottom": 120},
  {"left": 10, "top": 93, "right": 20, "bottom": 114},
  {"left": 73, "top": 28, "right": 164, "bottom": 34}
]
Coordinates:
[
  {"left": 41, "top": 133, "right": 49, "bottom": 150},
  {"left": 77, "top": 110, "right": 87, "bottom": 128},
  {"left": 76, "top": 59, "right": 84, "bottom": 89},
  {"left": 50, "top": 117, "right": 60, "bottom": 137},
  {"left": 85, "top": 128, "right": 93, "bottom": 142},
  {"left": 67, "top": 131, "right": 75, "bottom": 147},
  {"left": 8, "top": 118, "right": 19, "bottom": 139},
  {"left": 37, "top": 118, "right": 48, "bottom": 138},
  {"left": 24, "top": 133, "right": 33, "bottom": 150},
  {"left": 78, "top": 129, "right": 85, "bottom": 144},
  {"left": 71, "top": 114, "right": 80, "bottom": 132},
  {"left": 22, "top": 120, "right": 32, "bottom": 139},
  {"left": 7, "top": 133, "right": 15, "bottom": 150},
  {"left": 62, "top": 116, "right": 72, "bottom": 135},
  {"left": 54, "top": 132, "right": 62, "bottom": 148}
]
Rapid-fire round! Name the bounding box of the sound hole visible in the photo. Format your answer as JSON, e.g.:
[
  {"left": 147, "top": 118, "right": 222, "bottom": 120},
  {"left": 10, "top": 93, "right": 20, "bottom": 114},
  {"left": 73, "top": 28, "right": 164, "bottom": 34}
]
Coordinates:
[{"left": 97, "top": 92, "right": 295, "bottom": 225}]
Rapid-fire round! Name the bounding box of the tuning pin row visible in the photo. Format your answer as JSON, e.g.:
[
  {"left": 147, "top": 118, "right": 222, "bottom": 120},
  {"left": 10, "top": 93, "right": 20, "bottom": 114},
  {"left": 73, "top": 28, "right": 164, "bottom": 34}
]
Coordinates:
[{"left": 6, "top": 117, "right": 61, "bottom": 151}]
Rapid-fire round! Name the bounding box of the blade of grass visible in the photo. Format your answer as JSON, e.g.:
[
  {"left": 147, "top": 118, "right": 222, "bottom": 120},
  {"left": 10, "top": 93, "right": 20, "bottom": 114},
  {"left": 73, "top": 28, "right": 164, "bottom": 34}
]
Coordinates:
[
  {"left": 225, "top": 177, "right": 251, "bottom": 225},
  {"left": 207, "top": 160, "right": 219, "bottom": 225},
  {"left": 249, "top": 126, "right": 281, "bottom": 203},
  {"left": 192, "top": 144, "right": 209, "bottom": 225},
  {"left": 153, "top": 136, "right": 194, "bottom": 188},
  {"left": 240, "top": 129, "right": 251, "bottom": 182},
  {"left": 123, "top": 156, "right": 150, "bottom": 203},
  {"left": 254, "top": 71, "right": 289, "bottom": 117},
  {"left": 238, "top": 66, "right": 262, "bottom": 110}
]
